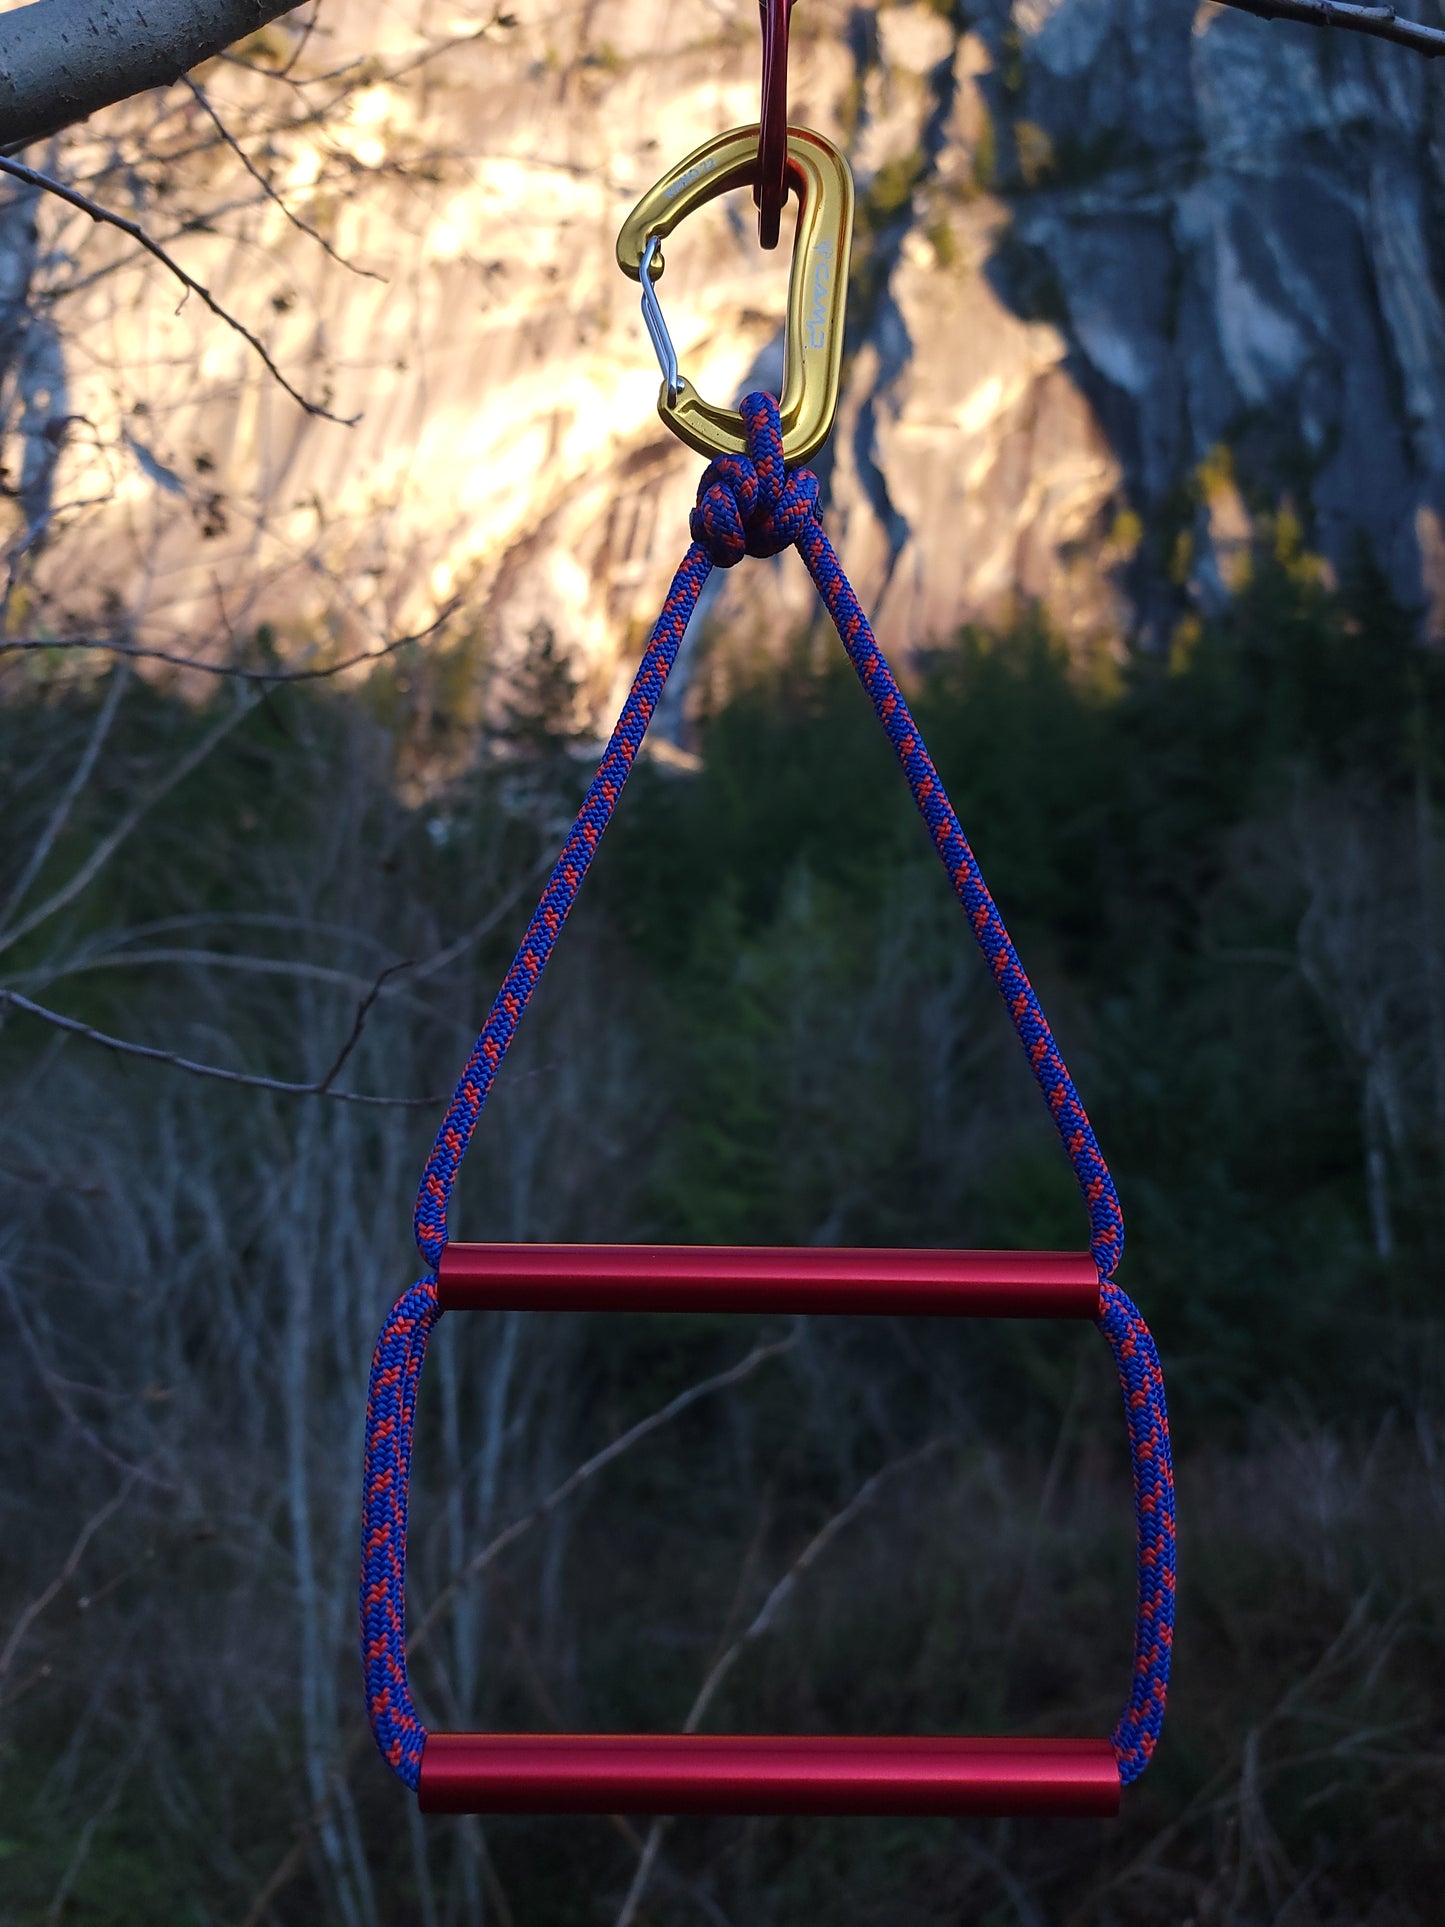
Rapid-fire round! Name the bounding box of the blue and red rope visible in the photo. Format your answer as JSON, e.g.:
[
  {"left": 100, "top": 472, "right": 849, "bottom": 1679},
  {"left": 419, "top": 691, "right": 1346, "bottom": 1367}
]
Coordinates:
[{"left": 361, "top": 393, "right": 1175, "bottom": 1794}]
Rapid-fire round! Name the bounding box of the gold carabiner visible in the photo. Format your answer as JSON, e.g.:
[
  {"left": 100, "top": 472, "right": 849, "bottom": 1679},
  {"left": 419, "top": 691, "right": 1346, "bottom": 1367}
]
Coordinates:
[{"left": 616, "top": 124, "right": 854, "bottom": 467}]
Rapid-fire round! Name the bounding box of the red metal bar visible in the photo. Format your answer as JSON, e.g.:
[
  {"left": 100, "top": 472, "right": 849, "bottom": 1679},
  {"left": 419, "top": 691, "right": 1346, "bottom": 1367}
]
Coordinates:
[
  {"left": 438, "top": 1244, "right": 1100, "bottom": 1319},
  {"left": 755, "top": 0, "right": 797, "bottom": 248},
  {"left": 418, "top": 1734, "right": 1120, "bottom": 1817}
]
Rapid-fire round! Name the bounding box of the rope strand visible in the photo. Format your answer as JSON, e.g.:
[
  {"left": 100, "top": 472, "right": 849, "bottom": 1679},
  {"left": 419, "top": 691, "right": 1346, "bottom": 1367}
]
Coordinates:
[
  {"left": 413, "top": 545, "right": 714, "bottom": 1271},
  {"left": 361, "top": 392, "right": 1175, "bottom": 1795}
]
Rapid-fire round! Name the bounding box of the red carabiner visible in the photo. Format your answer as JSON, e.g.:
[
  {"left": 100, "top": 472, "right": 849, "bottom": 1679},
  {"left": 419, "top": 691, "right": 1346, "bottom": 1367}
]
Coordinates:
[{"left": 755, "top": 0, "right": 796, "bottom": 249}]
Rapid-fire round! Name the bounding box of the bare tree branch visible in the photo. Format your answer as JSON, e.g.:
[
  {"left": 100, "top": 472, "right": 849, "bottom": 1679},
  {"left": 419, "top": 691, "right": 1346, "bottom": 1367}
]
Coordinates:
[
  {"left": 315, "top": 958, "right": 415, "bottom": 1094},
  {"left": 8, "top": 852, "right": 558, "bottom": 1052},
  {"left": 613, "top": 1438, "right": 951, "bottom": 1927},
  {"left": 0, "top": 1262, "right": 175, "bottom": 1488},
  {"left": 181, "top": 73, "right": 384, "bottom": 281},
  {"left": 0, "top": 688, "right": 259, "bottom": 955},
  {"left": 0, "top": 151, "right": 357, "bottom": 422},
  {"left": 238, "top": 1335, "right": 799, "bottom": 1927},
  {"left": 408, "top": 852, "right": 560, "bottom": 985},
  {"left": 0, "top": 1470, "right": 137, "bottom": 1679},
  {"left": 0, "top": 601, "right": 459, "bottom": 682},
  {"left": 0, "top": 660, "right": 128, "bottom": 931},
  {"left": 0, "top": 0, "right": 306, "bottom": 152},
  {"left": 1209, "top": 0, "right": 1445, "bottom": 56},
  {"left": 44, "top": 1712, "right": 154, "bottom": 1922},
  {"left": 0, "top": 986, "right": 446, "bottom": 1106},
  {"left": 274, "top": 0, "right": 322, "bottom": 82},
  {"left": 19, "top": 946, "right": 415, "bottom": 997},
  {"left": 409, "top": 1336, "right": 802, "bottom": 1658}
]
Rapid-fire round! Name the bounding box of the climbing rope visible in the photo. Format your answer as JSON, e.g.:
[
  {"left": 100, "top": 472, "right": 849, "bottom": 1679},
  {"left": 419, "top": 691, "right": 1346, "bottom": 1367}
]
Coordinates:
[{"left": 361, "top": 393, "right": 1175, "bottom": 1796}]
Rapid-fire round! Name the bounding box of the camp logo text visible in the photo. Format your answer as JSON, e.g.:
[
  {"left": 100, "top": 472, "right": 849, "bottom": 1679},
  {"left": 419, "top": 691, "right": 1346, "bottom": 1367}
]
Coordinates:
[
  {"left": 806, "top": 238, "right": 834, "bottom": 349},
  {"left": 664, "top": 155, "right": 719, "bottom": 199}
]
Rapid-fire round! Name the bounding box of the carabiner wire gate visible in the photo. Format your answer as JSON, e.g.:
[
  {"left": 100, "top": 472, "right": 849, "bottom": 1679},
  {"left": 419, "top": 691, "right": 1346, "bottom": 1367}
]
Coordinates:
[
  {"left": 639, "top": 235, "right": 681, "bottom": 405},
  {"left": 618, "top": 123, "right": 854, "bottom": 466}
]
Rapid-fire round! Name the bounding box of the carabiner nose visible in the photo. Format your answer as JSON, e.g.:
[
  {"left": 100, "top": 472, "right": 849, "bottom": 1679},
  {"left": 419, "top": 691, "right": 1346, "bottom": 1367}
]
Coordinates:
[{"left": 617, "top": 124, "right": 854, "bottom": 467}]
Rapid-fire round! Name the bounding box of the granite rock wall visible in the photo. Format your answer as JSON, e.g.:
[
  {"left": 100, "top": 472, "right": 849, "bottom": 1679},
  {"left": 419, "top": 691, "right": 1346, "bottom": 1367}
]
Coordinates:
[{"left": 3, "top": 0, "right": 1442, "bottom": 730}]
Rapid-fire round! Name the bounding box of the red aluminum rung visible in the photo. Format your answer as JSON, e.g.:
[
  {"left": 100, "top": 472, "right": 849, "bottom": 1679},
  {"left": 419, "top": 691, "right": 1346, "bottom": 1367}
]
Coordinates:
[
  {"left": 418, "top": 1733, "right": 1120, "bottom": 1817},
  {"left": 437, "top": 1244, "right": 1100, "bottom": 1319}
]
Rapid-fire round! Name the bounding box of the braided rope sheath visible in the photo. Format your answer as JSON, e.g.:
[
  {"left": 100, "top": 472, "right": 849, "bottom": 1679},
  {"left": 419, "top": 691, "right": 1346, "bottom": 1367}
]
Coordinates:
[
  {"left": 361, "top": 1277, "right": 440, "bottom": 1787},
  {"left": 413, "top": 545, "right": 715, "bottom": 1273},
  {"left": 361, "top": 393, "right": 1174, "bottom": 1795},
  {"left": 1096, "top": 1278, "right": 1175, "bottom": 1781},
  {"left": 790, "top": 503, "right": 1124, "bottom": 1280}
]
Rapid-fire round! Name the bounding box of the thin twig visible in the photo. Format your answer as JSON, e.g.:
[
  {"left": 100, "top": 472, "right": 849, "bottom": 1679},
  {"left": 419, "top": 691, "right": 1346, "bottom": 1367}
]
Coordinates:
[
  {"left": 408, "top": 851, "right": 559, "bottom": 985},
  {"left": 17, "top": 948, "right": 412, "bottom": 996},
  {"left": 0, "top": 601, "right": 458, "bottom": 682},
  {"left": 0, "top": 1473, "right": 139, "bottom": 1680},
  {"left": 228, "top": 9, "right": 519, "bottom": 97},
  {"left": 8, "top": 950, "right": 468, "bottom": 1051},
  {"left": 182, "top": 75, "right": 384, "bottom": 280},
  {"left": 18, "top": 845, "right": 556, "bottom": 1043},
  {"left": 1211, "top": 0, "right": 1445, "bottom": 55},
  {"left": 0, "top": 663, "right": 129, "bottom": 932},
  {"left": 613, "top": 1438, "right": 951, "bottom": 1927},
  {"left": 0, "top": 691, "right": 261, "bottom": 956},
  {"left": 998, "top": 1345, "right": 1089, "bottom": 1673},
  {"left": 1063, "top": 1592, "right": 1397, "bottom": 1926},
  {"left": 45, "top": 1715, "right": 154, "bottom": 1925},
  {"left": 239, "top": 1839, "right": 309, "bottom": 1927},
  {"left": 238, "top": 1335, "right": 797, "bottom": 1927},
  {"left": 37, "top": 910, "right": 401, "bottom": 964},
  {"left": 689, "top": 1438, "right": 951, "bottom": 1731},
  {"left": 18, "top": 852, "right": 555, "bottom": 1028},
  {"left": 0, "top": 153, "right": 357, "bottom": 423},
  {"left": 0, "top": 1158, "right": 109, "bottom": 1195},
  {"left": 0, "top": 987, "right": 445, "bottom": 1107},
  {"left": 0, "top": 1266, "right": 174, "bottom": 1490},
  {"left": 613, "top": 1830, "right": 668, "bottom": 1927},
  {"left": 1, "top": 604, "right": 454, "bottom": 682},
  {"left": 278, "top": 0, "right": 326, "bottom": 80},
  {"left": 409, "top": 1336, "right": 801, "bottom": 1655},
  {"left": 315, "top": 958, "right": 415, "bottom": 1093}
]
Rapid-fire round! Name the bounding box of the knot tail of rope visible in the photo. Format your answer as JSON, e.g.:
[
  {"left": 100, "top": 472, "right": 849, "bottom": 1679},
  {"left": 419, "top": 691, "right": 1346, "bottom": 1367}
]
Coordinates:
[{"left": 361, "top": 389, "right": 1173, "bottom": 1793}]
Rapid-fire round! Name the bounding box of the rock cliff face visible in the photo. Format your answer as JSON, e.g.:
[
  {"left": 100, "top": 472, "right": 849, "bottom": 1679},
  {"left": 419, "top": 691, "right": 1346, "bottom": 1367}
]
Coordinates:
[
  {"left": 989, "top": 0, "right": 1445, "bottom": 642},
  {"left": 3, "top": 0, "right": 1444, "bottom": 730}
]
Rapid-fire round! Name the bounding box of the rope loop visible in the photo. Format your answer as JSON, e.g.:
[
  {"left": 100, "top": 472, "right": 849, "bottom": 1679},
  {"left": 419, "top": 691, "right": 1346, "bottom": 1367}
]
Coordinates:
[
  {"left": 691, "top": 394, "right": 819, "bottom": 566},
  {"left": 364, "top": 391, "right": 1171, "bottom": 1795}
]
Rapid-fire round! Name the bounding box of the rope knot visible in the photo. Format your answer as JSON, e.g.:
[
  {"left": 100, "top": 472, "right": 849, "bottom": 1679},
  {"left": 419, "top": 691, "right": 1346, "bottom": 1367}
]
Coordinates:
[{"left": 690, "top": 392, "right": 819, "bottom": 567}]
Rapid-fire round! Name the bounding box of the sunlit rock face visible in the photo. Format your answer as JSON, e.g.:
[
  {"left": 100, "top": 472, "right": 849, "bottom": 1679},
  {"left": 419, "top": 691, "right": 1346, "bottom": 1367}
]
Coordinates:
[{"left": 4, "top": 0, "right": 1445, "bottom": 732}]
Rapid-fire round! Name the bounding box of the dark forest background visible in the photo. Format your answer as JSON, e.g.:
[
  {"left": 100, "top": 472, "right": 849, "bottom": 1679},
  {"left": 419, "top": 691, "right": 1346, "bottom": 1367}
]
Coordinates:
[{"left": 2, "top": 532, "right": 1443, "bottom": 1922}]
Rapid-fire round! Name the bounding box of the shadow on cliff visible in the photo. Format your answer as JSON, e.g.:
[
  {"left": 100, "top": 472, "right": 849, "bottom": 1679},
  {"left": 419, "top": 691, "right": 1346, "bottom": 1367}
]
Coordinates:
[
  {"left": 978, "top": 0, "right": 1445, "bottom": 640},
  {"left": 835, "top": 0, "right": 1445, "bottom": 645}
]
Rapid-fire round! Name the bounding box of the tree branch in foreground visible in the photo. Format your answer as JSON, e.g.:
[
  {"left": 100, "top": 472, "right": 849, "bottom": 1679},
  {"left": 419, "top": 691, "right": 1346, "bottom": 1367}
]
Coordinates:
[
  {"left": 181, "top": 73, "right": 385, "bottom": 282},
  {"left": 0, "top": 152, "right": 357, "bottom": 422},
  {"left": 0, "top": 985, "right": 445, "bottom": 1107},
  {"left": 237, "top": 1333, "right": 798, "bottom": 1927},
  {"left": 0, "top": 0, "right": 306, "bottom": 152},
  {"left": 1210, "top": 0, "right": 1444, "bottom": 56},
  {"left": 0, "top": 601, "right": 460, "bottom": 682},
  {"left": 613, "top": 1438, "right": 951, "bottom": 1927},
  {"left": 0, "top": 1471, "right": 138, "bottom": 1682},
  {"left": 408, "top": 1335, "right": 803, "bottom": 1657}
]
